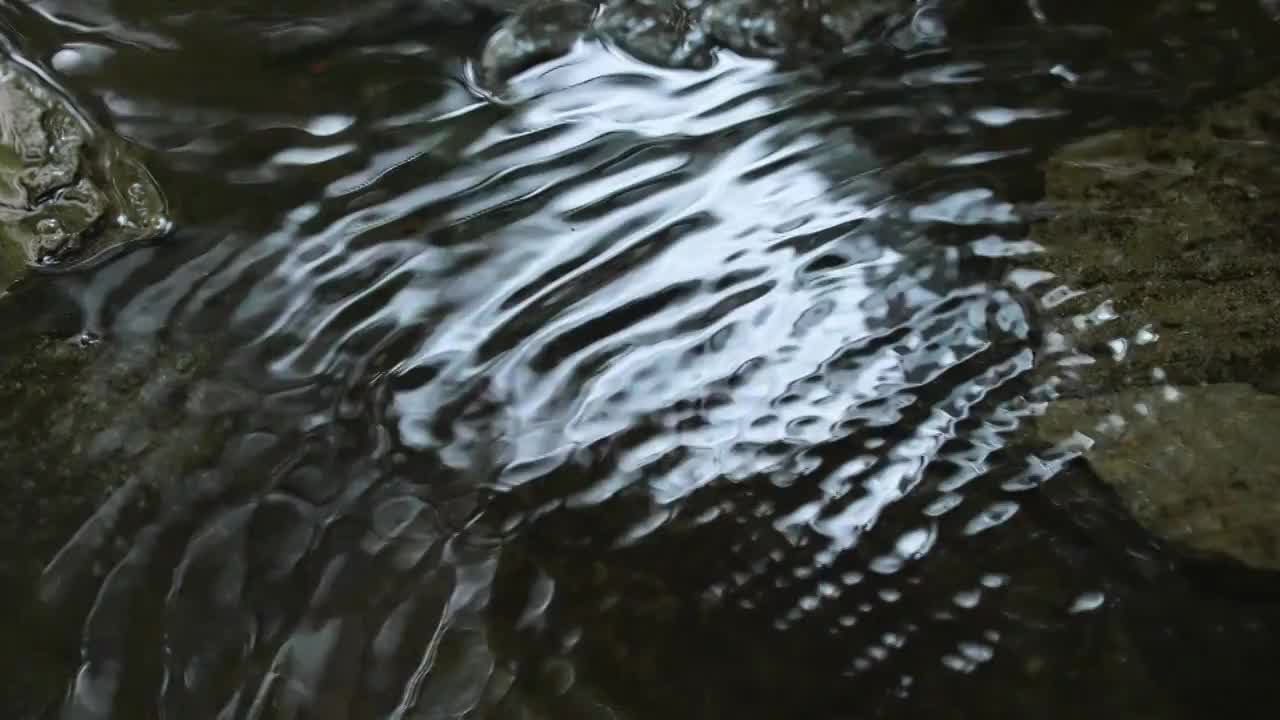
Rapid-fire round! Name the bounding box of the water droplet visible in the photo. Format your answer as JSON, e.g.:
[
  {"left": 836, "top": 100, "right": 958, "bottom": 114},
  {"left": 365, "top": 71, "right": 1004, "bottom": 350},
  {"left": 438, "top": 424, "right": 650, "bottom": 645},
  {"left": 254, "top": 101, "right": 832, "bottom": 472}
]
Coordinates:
[
  {"left": 1050, "top": 63, "right": 1080, "bottom": 83},
  {"left": 1089, "top": 300, "right": 1118, "bottom": 323},
  {"left": 870, "top": 555, "right": 903, "bottom": 574},
  {"left": 1107, "top": 338, "right": 1128, "bottom": 361},
  {"left": 305, "top": 114, "right": 356, "bottom": 137},
  {"left": 979, "top": 573, "right": 1008, "bottom": 588},
  {"left": 924, "top": 492, "right": 963, "bottom": 517},
  {"left": 1068, "top": 591, "right": 1106, "bottom": 614},
  {"left": 959, "top": 642, "right": 994, "bottom": 663},
  {"left": 963, "top": 501, "right": 1019, "bottom": 535},
  {"left": 1041, "top": 284, "right": 1084, "bottom": 308},
  {"left": 36, "top": 217, "right": 65, "bottom": 237},
  {"left": 894, "top": 526, "right": 934, "bottom": 558},
  {"left": 911, "top": 7, "right": 946, "bottom": 37},
  {"left": 51, "top": 43, "right": 113, "bottom": 75}
]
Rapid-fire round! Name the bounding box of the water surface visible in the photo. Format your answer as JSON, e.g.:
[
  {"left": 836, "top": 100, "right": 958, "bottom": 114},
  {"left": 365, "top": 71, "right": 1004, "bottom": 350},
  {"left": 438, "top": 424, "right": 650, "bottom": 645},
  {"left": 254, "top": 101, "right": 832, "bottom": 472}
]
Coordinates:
[{"left": 4, "top": 2, "right": 1280, "bottom": 718}]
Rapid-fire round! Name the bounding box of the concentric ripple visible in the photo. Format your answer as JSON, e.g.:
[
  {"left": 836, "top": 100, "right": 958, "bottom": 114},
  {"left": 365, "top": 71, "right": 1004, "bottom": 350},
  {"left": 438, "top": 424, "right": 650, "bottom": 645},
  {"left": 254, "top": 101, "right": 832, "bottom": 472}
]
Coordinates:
[{"left": 10, "top": 3, "right": 1280, "bottom": 719}]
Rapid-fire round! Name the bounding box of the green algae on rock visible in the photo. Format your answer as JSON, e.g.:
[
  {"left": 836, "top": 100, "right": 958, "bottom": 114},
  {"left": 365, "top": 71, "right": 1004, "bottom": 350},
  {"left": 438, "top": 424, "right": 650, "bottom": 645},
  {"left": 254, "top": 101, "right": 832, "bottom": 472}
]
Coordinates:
[{"left": 0, "top": 52, "right": 170, "bottom": 295}]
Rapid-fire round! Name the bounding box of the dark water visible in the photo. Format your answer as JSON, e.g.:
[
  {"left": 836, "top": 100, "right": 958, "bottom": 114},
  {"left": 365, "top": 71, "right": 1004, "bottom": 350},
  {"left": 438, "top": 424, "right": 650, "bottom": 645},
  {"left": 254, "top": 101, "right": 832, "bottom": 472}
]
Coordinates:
[{"left": 4, "top": 1, "right": 1280, "bottom": 718}]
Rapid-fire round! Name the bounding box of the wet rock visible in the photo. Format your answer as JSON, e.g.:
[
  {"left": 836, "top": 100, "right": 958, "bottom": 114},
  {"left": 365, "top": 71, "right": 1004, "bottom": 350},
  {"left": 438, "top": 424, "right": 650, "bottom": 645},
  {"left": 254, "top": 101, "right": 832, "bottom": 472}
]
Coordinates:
[
  {"left": 1032, "top": 75, "right": 1280, "bottom": 395},
  {"left": 480, "top": 0, "right": 598, "bottom": 84},
  {"left": 595, "top": 0, "right": 713, "bottom": 68},
  {"left": 278, "top": 0, "right": 1280, "bottom": 88},
  {"left": 697, "top": 0, "right": 845, "bottom": 58},
  {"left": 474, "top": 0, "right": 1270, "bottom": 85},
  {"left": 0, "top": 51, "right": 170, "bottom": 295},
  {"left": 478, "top": 0, "right": 919, "bottom": 84},
  {"left": 1035, "top": 384, "right": 1280, "bottom": 571},
  {"left": 1028, "top": 75, "right": 1280, "bottom": 572}
]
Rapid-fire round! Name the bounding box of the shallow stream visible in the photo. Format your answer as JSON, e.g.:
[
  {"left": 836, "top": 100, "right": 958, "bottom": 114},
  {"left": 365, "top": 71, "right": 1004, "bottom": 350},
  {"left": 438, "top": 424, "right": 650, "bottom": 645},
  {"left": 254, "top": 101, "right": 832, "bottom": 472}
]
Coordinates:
[{"left": 4, "top": 2, "right": 1280, "bottom": 718}]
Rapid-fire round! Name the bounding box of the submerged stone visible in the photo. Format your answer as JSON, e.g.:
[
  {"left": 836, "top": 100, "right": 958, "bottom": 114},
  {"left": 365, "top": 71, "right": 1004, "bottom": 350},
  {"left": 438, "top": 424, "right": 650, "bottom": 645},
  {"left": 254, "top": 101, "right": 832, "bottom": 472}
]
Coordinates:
[
  {"left": 1036, "top": 384, "right": 1280, "bottom": 571},
  {"left": 1031, "top": 75, "right": 1280, "bottom": 571},
  {"left": 1032, "top": 75, "right": 1280, "bottom": 395},
  {"left": 0, "top": 331, "right": 238, "bottom": 715},
  {"left": 0, "top": 51, "right": 170, "bottom": 295}
]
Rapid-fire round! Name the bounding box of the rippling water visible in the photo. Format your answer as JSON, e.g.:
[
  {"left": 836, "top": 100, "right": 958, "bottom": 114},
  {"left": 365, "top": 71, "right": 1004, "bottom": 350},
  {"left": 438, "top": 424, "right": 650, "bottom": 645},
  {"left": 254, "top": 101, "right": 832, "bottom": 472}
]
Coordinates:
[{"left": 6, "top": 2, "right": 1280, "bottom": 718}]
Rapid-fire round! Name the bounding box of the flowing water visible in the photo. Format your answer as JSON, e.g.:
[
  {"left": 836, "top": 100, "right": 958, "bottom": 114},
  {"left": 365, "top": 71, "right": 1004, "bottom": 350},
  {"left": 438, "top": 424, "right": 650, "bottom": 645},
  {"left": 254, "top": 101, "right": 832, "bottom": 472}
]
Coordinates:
[{"left": 4, "top": 1, "right": 1280, "bottom": 718}]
